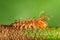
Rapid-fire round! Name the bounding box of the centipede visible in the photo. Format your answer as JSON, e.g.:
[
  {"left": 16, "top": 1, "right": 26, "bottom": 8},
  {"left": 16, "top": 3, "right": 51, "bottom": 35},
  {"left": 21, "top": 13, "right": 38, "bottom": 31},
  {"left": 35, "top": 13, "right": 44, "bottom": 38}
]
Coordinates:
[{"left": 11, "top": 11, "right": 49, "bottom": 30}]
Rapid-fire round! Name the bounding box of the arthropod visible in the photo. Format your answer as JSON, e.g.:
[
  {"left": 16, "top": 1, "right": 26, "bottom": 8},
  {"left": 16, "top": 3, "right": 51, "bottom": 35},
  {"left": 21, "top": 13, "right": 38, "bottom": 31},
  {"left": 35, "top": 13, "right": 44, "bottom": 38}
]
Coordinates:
[{"left": 11, "top": 11, "right": 48, "bottom": 29}]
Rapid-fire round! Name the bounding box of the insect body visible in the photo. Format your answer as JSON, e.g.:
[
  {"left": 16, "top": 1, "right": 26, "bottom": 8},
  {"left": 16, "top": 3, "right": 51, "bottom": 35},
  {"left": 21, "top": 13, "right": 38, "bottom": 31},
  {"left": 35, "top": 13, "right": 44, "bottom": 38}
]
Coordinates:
[
  {"left": 11, "top": 11, "right": 48, "bottom": 29},
  {"left": 12, "top": 17, "right": 47, "bottom": 30}
]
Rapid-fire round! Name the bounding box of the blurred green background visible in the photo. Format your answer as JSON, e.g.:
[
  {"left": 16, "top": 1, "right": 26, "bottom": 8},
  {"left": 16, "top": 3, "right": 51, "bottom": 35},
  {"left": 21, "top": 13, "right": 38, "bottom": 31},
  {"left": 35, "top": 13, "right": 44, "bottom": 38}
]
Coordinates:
[{"left": 0, "top": 0, "right": 60, "bottom": 26}]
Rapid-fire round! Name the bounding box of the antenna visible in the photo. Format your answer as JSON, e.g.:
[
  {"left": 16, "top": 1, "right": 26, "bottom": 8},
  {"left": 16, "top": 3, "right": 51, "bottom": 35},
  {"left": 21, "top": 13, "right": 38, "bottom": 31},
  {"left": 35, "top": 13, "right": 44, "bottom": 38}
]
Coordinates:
[
  {"left": 39, "top": 11, "right": 46, "bottom": 19},
  {"left": 39, "top": 11, "right": 50, "bottom": 20},
  {"left": 39, "top": 11, "right": 45, "bottom": 17}
]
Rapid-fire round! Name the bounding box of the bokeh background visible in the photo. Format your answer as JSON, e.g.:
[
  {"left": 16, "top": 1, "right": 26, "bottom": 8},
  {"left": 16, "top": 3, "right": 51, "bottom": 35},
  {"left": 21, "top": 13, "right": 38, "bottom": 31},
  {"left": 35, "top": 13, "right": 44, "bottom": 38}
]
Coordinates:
[{"left": 0, "top": 0, "right": 60, "bottom": 26}]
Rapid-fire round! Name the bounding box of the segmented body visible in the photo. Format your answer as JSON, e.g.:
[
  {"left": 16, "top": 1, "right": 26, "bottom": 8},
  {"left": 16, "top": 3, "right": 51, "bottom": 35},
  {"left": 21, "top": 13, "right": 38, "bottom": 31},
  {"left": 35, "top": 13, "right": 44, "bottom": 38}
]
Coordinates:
[{"left": 12, "top": 17, "right": 47, "bottom": 29}]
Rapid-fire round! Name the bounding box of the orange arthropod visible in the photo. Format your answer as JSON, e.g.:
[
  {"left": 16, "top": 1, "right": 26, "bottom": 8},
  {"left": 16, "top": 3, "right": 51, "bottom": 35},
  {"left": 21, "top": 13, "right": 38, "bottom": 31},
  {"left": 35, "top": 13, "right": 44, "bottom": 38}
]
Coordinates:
[
  {"left": 12, "top": 18, "right": 47, "bottom": 29},
  {"left": 11, "top": 11, "right": 48, "bottom": 29}
]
